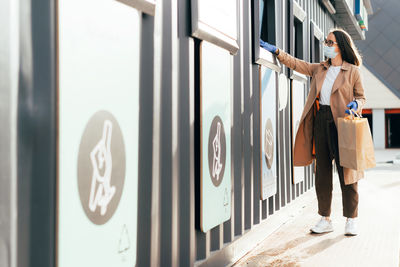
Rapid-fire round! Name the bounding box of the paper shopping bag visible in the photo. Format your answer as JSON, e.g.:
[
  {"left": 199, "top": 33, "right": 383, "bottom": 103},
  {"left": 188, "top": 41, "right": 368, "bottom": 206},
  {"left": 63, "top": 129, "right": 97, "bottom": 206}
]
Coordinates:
[{"left": 337, "top": 115, "right": 376, "bottom": 171}]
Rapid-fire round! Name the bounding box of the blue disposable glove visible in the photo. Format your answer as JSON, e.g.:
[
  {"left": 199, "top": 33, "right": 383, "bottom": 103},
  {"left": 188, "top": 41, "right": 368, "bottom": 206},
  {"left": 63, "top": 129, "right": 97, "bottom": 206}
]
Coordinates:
[
  {"left": 345, "top": 101, "right": 358, "bottom": 115},
  {"left": 260, "top": 39, "right": 277, "bottom": 54}
]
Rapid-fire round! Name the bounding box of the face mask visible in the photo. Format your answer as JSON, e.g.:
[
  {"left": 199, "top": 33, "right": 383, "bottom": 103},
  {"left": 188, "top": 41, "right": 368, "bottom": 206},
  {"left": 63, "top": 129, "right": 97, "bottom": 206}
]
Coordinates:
[{"left": 323, "top": 45, "right": 338, "bottom": 59}]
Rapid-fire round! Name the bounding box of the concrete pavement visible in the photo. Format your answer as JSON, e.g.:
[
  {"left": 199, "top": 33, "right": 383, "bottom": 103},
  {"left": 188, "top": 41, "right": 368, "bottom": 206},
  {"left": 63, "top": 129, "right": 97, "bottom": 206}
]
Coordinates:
[
  {"left": 374, "top": 149, "right": 400, "bottom": 163},
  {"left": 233, "top": 150, "right": 400, "bottom": 267}
]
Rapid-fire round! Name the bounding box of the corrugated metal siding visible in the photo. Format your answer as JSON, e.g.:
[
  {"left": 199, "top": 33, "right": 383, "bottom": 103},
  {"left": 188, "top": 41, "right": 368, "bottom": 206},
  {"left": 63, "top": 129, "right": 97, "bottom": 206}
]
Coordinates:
[
  {"left": 133, "top": 0, "right": 336, "bottom": 266},
  {"left": 6, "top": 0, "right": 339, "bottom": 266}
]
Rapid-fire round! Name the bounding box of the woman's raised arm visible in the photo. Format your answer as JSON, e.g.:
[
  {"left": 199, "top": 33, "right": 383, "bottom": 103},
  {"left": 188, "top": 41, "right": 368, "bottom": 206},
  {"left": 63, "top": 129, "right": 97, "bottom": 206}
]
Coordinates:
[
  {"left": 260, "top": 40, "right": 319, "bottom": 77},
  {"left": 276, "top": 49, "right": 319, "bottom": 77}
]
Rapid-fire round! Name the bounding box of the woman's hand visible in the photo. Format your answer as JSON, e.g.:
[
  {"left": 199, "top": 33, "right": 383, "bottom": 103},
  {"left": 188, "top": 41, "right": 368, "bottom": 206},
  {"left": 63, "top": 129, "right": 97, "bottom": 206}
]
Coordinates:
[
  {"left": 345, "top": 101, "right": 358, "bottom": 115},
  {"left": 260, "top": 40, "right": 277, "bottom": 54}
]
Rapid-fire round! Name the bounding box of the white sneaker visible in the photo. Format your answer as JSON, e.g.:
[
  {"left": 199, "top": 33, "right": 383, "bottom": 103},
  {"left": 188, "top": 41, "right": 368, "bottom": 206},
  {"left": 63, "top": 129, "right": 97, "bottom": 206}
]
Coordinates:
[
  {"left": 310, "top": 217, "right": 334, "bottom": 234},
  {"left": 345, "top": 218, "right": 358, "bottom": 236}
]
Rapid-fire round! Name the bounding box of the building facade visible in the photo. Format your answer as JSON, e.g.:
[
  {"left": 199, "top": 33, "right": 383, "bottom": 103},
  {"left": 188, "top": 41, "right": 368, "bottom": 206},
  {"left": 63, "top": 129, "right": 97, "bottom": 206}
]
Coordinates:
[
  {"left": 0, "top": 0, "right": 372, "bottom": 266},
  {"left": 355, "top": 0, "right": 400, "bottom": 149}
]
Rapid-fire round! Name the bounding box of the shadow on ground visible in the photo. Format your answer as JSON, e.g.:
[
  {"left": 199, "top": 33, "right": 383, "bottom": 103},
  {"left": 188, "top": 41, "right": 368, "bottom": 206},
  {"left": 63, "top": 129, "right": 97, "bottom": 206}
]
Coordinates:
[{"left": 241, "top": 233, "right": 346, "bottom": 267}]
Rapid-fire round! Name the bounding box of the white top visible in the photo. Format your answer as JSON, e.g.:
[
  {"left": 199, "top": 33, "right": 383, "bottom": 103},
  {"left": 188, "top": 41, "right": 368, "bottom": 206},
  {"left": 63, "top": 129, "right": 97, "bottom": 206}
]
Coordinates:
[{"left": 319, "top": 65, "right": 342, "bottom": 105}]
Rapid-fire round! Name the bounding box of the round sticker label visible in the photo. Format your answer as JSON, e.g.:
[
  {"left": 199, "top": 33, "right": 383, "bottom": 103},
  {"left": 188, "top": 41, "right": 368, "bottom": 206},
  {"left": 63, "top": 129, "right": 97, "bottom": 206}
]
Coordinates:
[
  {"left": 207, "top": 115, "right": 226, "bottom": 187},
  {"left": 77, "top": 110, "right": 126, "bottom": 225},
  {"left": 264, "top": 118, "right": 274, "bottom": 169}
]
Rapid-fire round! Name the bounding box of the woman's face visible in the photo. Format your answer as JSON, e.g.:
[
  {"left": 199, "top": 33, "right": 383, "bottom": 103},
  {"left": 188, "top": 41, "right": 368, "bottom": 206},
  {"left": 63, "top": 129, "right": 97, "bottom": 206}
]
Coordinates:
[{"left": 326, "top": 33, "right": 340, "bottom": 55}]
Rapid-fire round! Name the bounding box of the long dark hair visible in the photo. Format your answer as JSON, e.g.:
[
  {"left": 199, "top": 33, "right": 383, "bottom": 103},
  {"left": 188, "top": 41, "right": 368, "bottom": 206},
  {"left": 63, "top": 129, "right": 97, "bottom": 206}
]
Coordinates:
[{"left": 329, "top": 28, "right": 362, "bottom": 66}]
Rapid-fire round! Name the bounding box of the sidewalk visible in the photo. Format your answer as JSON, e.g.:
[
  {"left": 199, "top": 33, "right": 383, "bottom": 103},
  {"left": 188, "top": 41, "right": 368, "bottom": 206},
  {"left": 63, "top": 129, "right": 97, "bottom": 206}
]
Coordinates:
[
  {"left": 234, "top": 150, "right": 400, "bottom": 267},
  {"left": 374, "top": 148, "right": 400, "bottom": 163}
]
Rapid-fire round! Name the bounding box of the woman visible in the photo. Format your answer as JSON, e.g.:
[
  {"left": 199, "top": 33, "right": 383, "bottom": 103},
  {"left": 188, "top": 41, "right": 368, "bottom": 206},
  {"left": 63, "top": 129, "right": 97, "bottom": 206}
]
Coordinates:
[{"left": 261, "top": 28, "right": 366, "bottom": 236}]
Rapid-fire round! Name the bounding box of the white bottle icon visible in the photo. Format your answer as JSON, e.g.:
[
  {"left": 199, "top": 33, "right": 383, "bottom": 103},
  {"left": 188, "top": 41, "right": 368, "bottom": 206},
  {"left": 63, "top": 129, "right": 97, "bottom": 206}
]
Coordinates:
[
  {"left": 212, "top": 122, "right": 223, "bottom": 181},
  {"left": 88, "top": 120, "right": 116, "bottom": 215}
]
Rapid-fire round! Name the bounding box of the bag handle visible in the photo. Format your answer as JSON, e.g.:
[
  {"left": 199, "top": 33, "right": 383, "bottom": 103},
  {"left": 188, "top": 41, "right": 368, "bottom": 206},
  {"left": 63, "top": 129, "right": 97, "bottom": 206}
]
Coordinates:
[{"left": 345, "top": 108, "right": 363, "bottom": 120}]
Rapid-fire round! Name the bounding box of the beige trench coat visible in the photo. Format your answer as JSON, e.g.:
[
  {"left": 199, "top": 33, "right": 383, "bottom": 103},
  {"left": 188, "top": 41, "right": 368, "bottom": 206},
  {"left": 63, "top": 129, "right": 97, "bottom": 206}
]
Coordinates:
[{"left": 277, "top": 50, "right": 366, "bottom": 185}]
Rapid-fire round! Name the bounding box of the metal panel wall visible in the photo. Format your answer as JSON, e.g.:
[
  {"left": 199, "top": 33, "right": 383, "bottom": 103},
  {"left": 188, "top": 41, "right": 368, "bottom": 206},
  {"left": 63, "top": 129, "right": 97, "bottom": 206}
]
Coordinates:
[
  {"left": 4, "top": 0, "right": 336, "bottom": 266},
  {"left": 16, "top": 0, "right": 57, "bottom": 266},
  {"left": 134, "top": 0, "right": 336, "bottom": 266},
  {"left": 0, "top": 1, "right": 18, "bottom": 267},
  {"left": 136, "top": 12, "right": 155, "bottom": 267}
]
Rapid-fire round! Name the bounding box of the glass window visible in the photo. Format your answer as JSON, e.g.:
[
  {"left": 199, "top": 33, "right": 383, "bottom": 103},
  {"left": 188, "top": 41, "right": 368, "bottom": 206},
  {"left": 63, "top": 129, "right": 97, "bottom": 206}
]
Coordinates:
[
  {"left": 294, "top": 18, "right": 303, "bottom": 60},
  {"left": 260, "top": 0, "right": 276, "bottom": 45},
  {"left": 314, "top": 37, "right": 320, "bottom": 62}
]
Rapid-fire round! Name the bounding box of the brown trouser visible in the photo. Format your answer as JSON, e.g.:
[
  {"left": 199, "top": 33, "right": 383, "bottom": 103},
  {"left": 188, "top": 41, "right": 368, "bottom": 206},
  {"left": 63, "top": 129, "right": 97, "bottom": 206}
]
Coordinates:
[{"left": 314, "top": 104, "right": 358, "bottom": 218}]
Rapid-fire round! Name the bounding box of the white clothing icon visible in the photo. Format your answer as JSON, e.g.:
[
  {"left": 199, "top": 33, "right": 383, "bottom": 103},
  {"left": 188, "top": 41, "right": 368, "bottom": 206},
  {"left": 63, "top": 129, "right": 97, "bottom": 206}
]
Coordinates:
[
  {"left": 212, "top": 122, "right": 223, "bottom": 181},
  {"left": 88, "top": 120, "right": 116, "bottom": 215}
]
